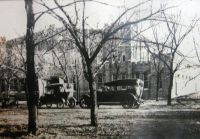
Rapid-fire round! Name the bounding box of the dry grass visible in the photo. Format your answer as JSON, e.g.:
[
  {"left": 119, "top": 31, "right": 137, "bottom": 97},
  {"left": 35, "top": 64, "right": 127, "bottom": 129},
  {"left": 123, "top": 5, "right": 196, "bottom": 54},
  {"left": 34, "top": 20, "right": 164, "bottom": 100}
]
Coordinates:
[{"left": 1, "top": 100, "right": 200, "bottom": 139}]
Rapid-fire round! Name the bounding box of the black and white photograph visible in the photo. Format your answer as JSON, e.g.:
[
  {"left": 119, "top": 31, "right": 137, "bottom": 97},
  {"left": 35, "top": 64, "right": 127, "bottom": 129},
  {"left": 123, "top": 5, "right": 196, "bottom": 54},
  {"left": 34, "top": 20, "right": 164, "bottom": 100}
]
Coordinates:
[{"left": 0, "top": 0, "right": 200, "bottom": 138}]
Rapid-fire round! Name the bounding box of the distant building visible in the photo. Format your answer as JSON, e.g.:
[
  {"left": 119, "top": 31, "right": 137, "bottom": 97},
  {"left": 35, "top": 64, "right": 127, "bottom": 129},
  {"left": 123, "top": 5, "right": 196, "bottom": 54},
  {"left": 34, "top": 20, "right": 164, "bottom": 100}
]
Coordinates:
[
  {"left": 1, "top": 25, "right": 200, "bottom": 101},
  {"left": 172, "top": 66, "right": 200, "bottom": 98},
  {"left": 93, "top": 41, "right": 168, "bottom": 100}
]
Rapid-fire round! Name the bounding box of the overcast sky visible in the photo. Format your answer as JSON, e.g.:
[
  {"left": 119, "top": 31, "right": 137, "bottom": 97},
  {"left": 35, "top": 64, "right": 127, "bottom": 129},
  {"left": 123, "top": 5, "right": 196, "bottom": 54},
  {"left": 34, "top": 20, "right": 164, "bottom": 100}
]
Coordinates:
[{"left": 0, "top": 0, "right": 200, "bottom": 40}]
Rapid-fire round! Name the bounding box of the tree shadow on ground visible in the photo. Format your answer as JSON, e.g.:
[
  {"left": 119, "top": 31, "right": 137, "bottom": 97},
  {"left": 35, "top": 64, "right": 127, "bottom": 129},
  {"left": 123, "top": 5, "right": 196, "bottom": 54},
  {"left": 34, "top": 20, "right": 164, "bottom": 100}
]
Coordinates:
[
  {"left": 46, "top": 124, "right": 91, "bottom": 128},
  {"left": 0, "top": 130, "right": 28, "bottom": 138},
  {"left": 0, "top": 124, "right": 28, "bottom": 138}
]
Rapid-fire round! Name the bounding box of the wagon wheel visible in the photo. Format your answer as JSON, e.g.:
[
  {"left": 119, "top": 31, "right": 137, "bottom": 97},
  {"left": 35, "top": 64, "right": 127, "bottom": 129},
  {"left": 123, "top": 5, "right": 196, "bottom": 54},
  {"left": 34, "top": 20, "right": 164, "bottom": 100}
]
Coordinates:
[
  {"left": 46, "top": 103, "right": 52, "bottom": 108},
  {"left": 68, "top": 98, "right": 76, "bottom": 108},
  {"left": 79, "top": 97, "right": 90, "bottom": 108}
]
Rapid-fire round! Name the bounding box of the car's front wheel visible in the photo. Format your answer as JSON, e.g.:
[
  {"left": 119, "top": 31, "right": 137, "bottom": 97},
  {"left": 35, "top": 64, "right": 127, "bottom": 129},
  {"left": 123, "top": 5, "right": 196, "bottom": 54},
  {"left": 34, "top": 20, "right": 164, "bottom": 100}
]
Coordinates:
[
  {"left": 122, "top": 93, "right": 139, "bottom": 109},
  {"left": 122, "top": 102, "right": 133, "bottom": 109},
  {"left": 57, "top": 102, "right": 63, "bottom": 108},
  {"left": 46, "top": 103, "right": 52, "bottom": 108},
  {"left": 131, "top": 101, "right": 140, "bottom": 109}
]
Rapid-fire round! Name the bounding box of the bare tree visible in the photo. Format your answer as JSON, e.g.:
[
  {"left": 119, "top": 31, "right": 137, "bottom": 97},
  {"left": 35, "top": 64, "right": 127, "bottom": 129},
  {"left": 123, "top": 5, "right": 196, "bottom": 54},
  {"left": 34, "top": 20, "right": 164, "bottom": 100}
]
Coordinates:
[
  {"left": 34, "top": 25, "right": 80, "bottom": 80},
  {"left": 34, "top": 25, "right": 84, "bottom": 102},
  {"left": 193, "top": 27, "right": 200, "bottom": 65},
  {"left": 149, "top": 25, "right": 165, "bottom": 101},
  {"left": 24, "top": 1, "right": 71, "bottom": 132},
  {"left": 24, "top": 0, "right": 38, "bottom": 134},
  {"left": 151, "top": 55, "right": 164, "bottom": 101},
  {"left": 0, "top": 40, "right": 8, "bottom": 97},
  {"left": 38, "top": 0, "right": 165, "bottom": 125},
  {"left": 0, "top": 39, "right": 8, "bottom": 95},
  {"left": 69, "top": 58, "right": 82, "bottom": 101},
  {"left": 0, "top": 39, "right": 26, "bottom": 101},
  {"left": 141, "top": 12, "right": 198, "bottom": 105}
]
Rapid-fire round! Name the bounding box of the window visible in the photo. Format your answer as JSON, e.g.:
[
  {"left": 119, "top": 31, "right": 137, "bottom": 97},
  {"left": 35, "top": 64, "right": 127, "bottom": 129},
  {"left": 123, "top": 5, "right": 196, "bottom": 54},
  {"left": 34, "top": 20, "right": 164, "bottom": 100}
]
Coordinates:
[
  {"left": 122, "top": 55, "right": 126, "bottom": 62},
  {"left": 112, "top": 74, "right": 114, "bottom": 81},
  {"left": 144, "top": 73, "right": 148, "bottom": 80},
  {"left": 72, "top": 76, "right": 76, "bottom": 90},
  {"left": 121, "top": 74, "right": 126, "bottom": 80},
  {"left": 136, "top": 73, "right": 140, "bottom": 79},
  {"left": 144, "top": 81, "right": 148, "bottom": 88},
  {"left": 1, "top": 80, "right": 5, "bottom": 92},
  {"left": 159, "top": 80, "right": 162, "bottom": 89},
  {"left": 121, "top": 73, "right": 126, "bottom": 89},
  {"left": 112, "top": 74, "right": 117, "bottom": 81},
  {"left": 10, "top": 79, "right": 18, "bottom": 90},
  {"left": 97, "top": 74, "right": 103, "bottom": 89},
  {"left": 144, "top": 73, "right": 148, "bottom": 89},
  {"left": 132, "top": 73, "right": 136, "bottom": 79},
  {"left": 19, "top": 78, "right": 26, "bottom": 91},
  {"left": 98, "top": 74, "right": 103, "bottom": 83},
  {"left": 140, "top": 74, "right": 144, "bottom": 80}
]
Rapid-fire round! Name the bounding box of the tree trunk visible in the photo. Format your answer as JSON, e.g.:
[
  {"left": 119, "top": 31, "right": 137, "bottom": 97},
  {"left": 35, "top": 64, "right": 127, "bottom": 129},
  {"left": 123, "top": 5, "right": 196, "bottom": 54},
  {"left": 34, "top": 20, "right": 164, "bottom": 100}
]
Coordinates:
[
  {"left": 76, "top": 75, "right": 80, "bottom": 102},
  {"left": 0, "top": 80, "right": 2, "bottom": 95},
  {"left": 167, "top": 73, "right": 174, "bottom": 105},
  {"left": 156, "top": 73, "right": 160, "bottom": 101},
  {"left": 87, "top": 64, "right": 98, "bottom": 126},
  {"left": 5, "top": 80, "right": 9, "bottom": 98},
  {"left": 25, "top": 0, "right": 38, "bottom": 134}
]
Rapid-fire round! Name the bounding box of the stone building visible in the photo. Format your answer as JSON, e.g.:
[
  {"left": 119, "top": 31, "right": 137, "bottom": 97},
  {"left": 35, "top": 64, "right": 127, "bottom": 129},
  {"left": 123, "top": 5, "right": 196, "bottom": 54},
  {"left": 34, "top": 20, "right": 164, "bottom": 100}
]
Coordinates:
[
  {"left": 2, "top": 25, "right": 199, "bottom": 101},
  {"left": 92, "top": 42, "right": 169, "bottom": 100}
]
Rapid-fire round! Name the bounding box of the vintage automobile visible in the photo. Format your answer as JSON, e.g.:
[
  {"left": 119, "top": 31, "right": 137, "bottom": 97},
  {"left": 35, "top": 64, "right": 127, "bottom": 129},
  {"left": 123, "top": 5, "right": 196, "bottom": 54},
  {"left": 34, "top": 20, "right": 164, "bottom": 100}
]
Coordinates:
[
  {"left": 1, "top": 93, "right": 19, "bottom": 108},
  {"left": 79, "top": 79, "right": 144, "bottom": 109},
  {"left": 39, "top": 83, "right": 76, "bottom": 108},
  {"left": 15, "top": 92, "right": 27, "bottom": 102}
]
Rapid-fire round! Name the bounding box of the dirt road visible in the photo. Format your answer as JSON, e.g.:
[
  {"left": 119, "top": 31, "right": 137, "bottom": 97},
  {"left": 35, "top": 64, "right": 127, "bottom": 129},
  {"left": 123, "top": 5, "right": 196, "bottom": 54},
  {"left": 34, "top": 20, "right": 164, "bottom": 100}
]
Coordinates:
[{"left": 1, "top": 100, "right": 200, "bottom": 139}]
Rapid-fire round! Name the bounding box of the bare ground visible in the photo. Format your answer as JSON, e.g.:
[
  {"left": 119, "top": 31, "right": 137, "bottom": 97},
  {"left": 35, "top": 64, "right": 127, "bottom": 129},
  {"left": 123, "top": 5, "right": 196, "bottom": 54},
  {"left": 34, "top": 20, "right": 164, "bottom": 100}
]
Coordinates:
[{"left": 1, "top": 100, "right": 200, "bottom": 139}]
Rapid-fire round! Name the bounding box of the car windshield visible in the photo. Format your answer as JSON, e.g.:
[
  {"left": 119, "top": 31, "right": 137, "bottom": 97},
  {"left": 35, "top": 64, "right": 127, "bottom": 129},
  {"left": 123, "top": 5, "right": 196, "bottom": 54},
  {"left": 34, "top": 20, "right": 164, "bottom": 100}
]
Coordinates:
[{"left": 104, "top": 79, "right": 139, "bottom": 87}]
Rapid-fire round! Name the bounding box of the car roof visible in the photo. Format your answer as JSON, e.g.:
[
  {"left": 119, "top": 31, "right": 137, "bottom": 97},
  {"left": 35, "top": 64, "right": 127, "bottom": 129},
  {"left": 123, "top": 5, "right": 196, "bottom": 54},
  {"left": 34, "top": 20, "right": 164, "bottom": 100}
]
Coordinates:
[
  {"left": 104, "top": 79, "right": 142, "bottom": 86},
  {"left": 46, "top": 83, "right": 63, "bottom": 89}
]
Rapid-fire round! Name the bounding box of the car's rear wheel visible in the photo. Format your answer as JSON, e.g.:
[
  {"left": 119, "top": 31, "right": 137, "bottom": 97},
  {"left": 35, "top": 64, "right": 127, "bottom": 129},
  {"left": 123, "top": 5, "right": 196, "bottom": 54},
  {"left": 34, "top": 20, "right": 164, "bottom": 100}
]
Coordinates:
[
  {"left": 79, "top": 97, "right": 90, "bottom": 108},
  {"left": 68, "top": 97, "right": 76, "bottom": 108}
]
